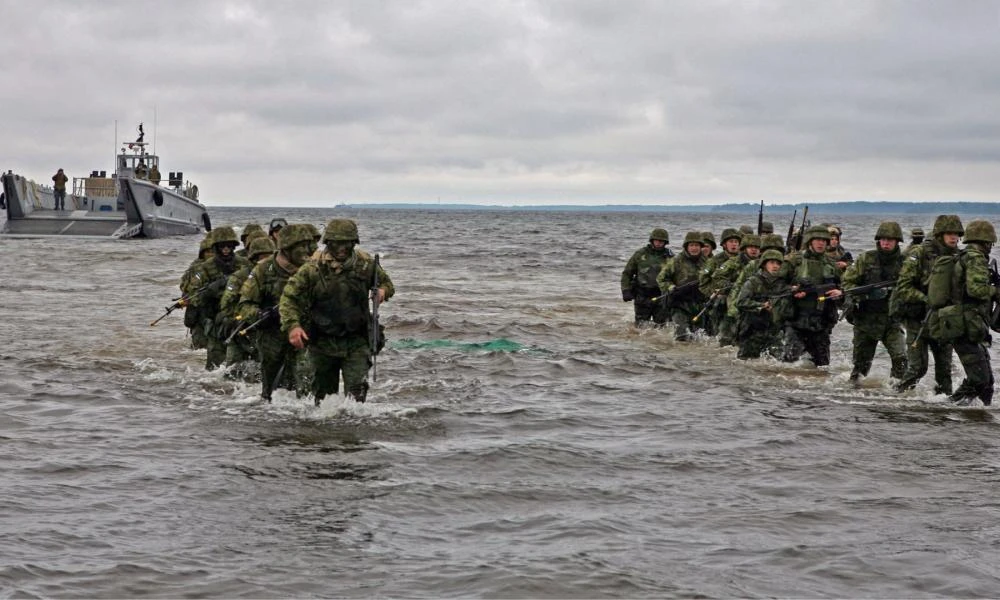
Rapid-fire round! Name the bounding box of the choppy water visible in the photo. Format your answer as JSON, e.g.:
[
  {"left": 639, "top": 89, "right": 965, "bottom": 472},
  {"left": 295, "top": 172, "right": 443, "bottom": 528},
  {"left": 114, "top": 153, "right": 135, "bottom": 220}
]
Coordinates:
[{"left": 2, "top": 207, "right": 999, "bottom": 598}]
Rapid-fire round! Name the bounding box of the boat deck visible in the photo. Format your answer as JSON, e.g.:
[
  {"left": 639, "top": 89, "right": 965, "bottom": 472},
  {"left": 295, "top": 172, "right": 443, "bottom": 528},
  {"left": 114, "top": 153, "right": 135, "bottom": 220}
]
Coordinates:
[{"left": 2, "top": 210, "right": 125, "bottom": 236}]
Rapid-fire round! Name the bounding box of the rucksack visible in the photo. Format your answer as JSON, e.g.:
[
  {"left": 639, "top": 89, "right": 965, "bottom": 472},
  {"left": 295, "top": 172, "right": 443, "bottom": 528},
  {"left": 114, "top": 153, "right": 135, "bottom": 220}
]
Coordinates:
[{"left": 926, "top": 254, "right": 963, "bottom": 309}]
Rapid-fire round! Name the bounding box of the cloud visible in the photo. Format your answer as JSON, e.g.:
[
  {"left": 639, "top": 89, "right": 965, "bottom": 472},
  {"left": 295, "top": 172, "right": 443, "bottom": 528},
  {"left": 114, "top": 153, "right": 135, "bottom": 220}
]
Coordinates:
[{"left": 1, "top": 0, "right": 999, "bottom": 205}]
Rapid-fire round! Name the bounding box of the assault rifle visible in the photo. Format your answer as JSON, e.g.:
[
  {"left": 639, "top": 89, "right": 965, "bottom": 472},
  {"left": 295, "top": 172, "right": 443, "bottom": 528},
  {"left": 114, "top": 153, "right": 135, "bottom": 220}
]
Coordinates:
[
  {"left": 651, "top": 280, "right": 701, "bottom": 306},
  {"left": 771, "top": 279, "right": 894, "bottom": 303},
  {"left": 769, "top": 281, "right": 839, "bottom": 301},
  {"left": 692, "top": 284, "right": 734, "bottom": 323},
  {"left": 224, "top": 306, "right": 277, "bottom": 344},
  {"left": 911, "top": 308, "right": 933, "bottom": 348},
  {"left": 784, "top": 209, "right": 797, "bottom": 254},
  {"left": 757, "top": 200, "right": 765, "bottom": 236},
  {"left": 786, "top": 206, "right": 810, "bottom": 253},
  {"left": 149, "top": 276, "right": 227, "bottom": 327},
  {"left": 838, "top": 280, "right": 896, "bottom": 321},
  {"left": 370, "top": 254, "right": 382, "bottom": 382}
]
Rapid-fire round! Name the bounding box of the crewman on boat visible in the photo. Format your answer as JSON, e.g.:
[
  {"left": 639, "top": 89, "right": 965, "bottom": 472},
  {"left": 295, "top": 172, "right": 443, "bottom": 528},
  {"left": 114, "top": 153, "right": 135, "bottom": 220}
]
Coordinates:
[
  {"left": 135, "top": 160, "right": 149, "bottom": 180},
  {"left": 149, "top": 163, "right": 161, "bottom": 185}
]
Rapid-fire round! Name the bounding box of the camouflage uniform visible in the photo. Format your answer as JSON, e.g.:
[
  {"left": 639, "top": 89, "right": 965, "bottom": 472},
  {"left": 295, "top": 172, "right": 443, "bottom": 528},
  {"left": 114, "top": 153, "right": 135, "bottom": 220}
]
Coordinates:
[
  {"left": 826, "top": 225, "right": 854, "bottom": 271},
  {"left": 735, "top": 249, "right": 791, "bottom": 359},
  {"left": 621, "top": 228, "right": 673, "bottom": 326},
  {"left": 780, "top": 226, "right": 841, "bottom": 366},
  {"left": 220, "top": 236, "right": 275, "bottom": 377},
  {"left": 705, "top": 235, "right": 760, "bottom": 347},
  {"left": 184, "top": 227, "right": 250, "bottom": 369},
  {"left": 943, "top": 221, "right": 997, "bottom": 405},
  {"left": 727, "top": 234, "right": 785, "bottom": 331},
  {"left": 842, "top": 222, "right": 906, "bottom": 382},
  {"left": 889, "top": 215, "right": 961, "bottom": 394},
  {"left": 656, "top": 232, "right": 706, "bottom": 341},
  {"left": 280, "top": 219, "right": 395, "bottom": 403},
  {"left": 181, "top": 233, "right": 214, "bottom": 350},
  {"left": 906, "top": 227, "right": 925, "bottom": 253},
  {"left": 235, "top": 223, "right": 265, "bottom": 258},
  {"left": 698, "top": 228, "right": 741, "bottom": 336},
  {"left": 238, "top": 225, "right": 314, "bottom": 401}
]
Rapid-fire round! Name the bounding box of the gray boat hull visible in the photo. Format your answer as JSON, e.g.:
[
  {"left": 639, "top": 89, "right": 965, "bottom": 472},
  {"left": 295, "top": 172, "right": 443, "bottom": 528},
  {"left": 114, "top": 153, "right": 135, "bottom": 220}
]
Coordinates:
[{"left": 1, "top": 172, "right": 210, "bottom": 238}]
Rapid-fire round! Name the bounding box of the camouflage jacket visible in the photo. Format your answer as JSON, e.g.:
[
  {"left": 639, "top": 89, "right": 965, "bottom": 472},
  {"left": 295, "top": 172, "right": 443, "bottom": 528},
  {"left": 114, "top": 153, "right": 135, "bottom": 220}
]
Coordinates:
[
  {"left": 280, "top": 249, "right": 394, "bottom": 339},
  {"left": 889, "top": 238, "right": 955, "bottom": 320},
  {"left": 827, "top": 245, "right": 854, "bottom": 268},
  {"left": 700, "top": 252, "right": 751, "bottom": 298},
  {"left": 780, "top": 247, "right": 841, "bottom": 331},
  {"left": 237, "top": 255, "right": 300, "bottom": 332},
  {"left": 955, "top": 244, "right": 995, "bottom": 316},
  {"left": 183, "top": 254, "right": 250, "bottom": 314},
  {"left": 842, "top": 246, "right": 902, "bottom": 317},
  {"left": 735, "top": 270, "right": 792, "bottom": 329},
  {"left": 621, "top": 244, "right": 673, "bottom": 292}
]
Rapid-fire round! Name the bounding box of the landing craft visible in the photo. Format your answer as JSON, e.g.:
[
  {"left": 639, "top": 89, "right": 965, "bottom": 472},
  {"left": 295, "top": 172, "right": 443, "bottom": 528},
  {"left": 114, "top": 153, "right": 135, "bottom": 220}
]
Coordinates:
[{"left": 0, "top": 123, "right": 211, "bottom": 238}]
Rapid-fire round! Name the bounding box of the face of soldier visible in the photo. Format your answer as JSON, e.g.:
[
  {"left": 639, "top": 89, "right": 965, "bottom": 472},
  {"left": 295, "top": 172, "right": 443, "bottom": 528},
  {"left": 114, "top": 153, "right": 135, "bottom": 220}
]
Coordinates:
[
  {"left": 724, "top": 239, "right": 740, "bottom": 254},
  {"left": 328, "top": 241, "right": 355, "bottom": 261},
  {"left": 286, "top": 241, "right": 313, "bottom": 266},
  {"left": 829, "top": 236, "right": 840, "bottom": 249},
  {"left": 745, "top": 246, "right": 761, "bottom": 259},
  {"left": 764, "top": 260, "right": 782, "bottom": 274},
  {"left": 651, "top": 239, "right": 665, "bottom": 250},
  {"left": 700, "top": 245, "right": 712, "bottom": 257},
  {"left": 216, "top": 242, "right": 236, "bottom": 258},
  {"left": 878, "top": 239, "right": 898, "bottom": 252},
  {"left": 685, "top": 243, "right": 702, "bottom": 257},
  {"left": 942, "top": 233, "right": 960, "bottom": 249},
  {"left": 809, "top": 239, "right": 828, "bottom": 253}
]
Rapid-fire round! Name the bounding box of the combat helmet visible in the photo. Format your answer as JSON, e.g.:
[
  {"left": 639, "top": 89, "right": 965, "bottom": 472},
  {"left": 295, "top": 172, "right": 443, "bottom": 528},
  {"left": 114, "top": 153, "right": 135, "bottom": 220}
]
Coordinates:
[
  {"left": 931, "top": 215, "right": 964, "bottom": 237},
  {"left": 762, "top": 233, "right": 784, "bottom": 251},
  {"left": 719, "top": 228, "right": 741, "bottom": 244},
  {"left": 649, "top": 228, "right": 669, "bottom": 243},
  {"left": 211, "top": 226, "right": 239, "bottom": 247},
  {"left": 247, "top": 236, "right": 276, "bottom": 260},
  {"left": 701, "top": 231, "right": 716, "bottom": 249},
  {"left": 322, "top": 218, "right": 360, "bottom": 243},
  {"left": 802, "top": 224, "right": 832, "bottom": 245},
  {"left": 244, "top": 229, "right": 267, "bottom": 245},
  {"left": 740, "top": 234, "right": 762, "bottom": 250},
  {"left": 760, "top": 221, "right": 775, "bottom": 234},
  {"left": 874, "top": 221, "right": 904, "bottom": 242},
  {"left": 738, "top": 225, "right": 754, "bottom": 236},
  {"left": 911, "top": 227, "right": 925, "bottom": 238},
  {"left": 682, "top": 231, "right": 704, "bottom": 246},
  {"left": 759, "top": 249, "right": 784, "bottom": 265},
  {"left": 304, "top": 223, "right": 321, "bottom": 241},
  {"left": 240, "top": 223, "right": 264, "bottom": 243},
  {"left": 278, "top": 224, "right": 316, "bottom": 251},
  {"left": 963, "top": 220, "right": 997, "bottom": 244}
]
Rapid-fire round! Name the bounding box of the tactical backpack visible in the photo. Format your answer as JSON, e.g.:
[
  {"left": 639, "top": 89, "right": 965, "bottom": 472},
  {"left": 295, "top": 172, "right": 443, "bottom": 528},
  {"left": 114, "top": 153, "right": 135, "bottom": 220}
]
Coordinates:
[{"left": 926, "top": 254, "right": 963, "bottom": 309}]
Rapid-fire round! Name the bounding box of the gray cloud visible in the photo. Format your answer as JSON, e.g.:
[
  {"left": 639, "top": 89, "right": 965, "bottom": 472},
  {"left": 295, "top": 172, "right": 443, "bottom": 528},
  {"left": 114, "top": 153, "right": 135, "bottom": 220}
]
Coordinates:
[{"left": 1, "top": 0, "right": 999, "bottom": 205}]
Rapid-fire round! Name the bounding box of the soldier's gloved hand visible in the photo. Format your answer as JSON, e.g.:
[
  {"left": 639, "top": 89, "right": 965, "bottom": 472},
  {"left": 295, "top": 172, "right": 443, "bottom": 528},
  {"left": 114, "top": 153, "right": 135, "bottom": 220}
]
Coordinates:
[{"left": 622, "top": 289, "right": 634, "bottom": 302}]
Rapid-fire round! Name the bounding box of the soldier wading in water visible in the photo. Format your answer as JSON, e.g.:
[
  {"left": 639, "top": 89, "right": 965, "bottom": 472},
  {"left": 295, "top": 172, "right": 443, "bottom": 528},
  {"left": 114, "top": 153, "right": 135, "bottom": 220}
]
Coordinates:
[
  {"left": 281, "top": 219, "right": 394, "bottom": 404},
  {"left": 621, "top": 228, "right": 673, "bottom": 326}
]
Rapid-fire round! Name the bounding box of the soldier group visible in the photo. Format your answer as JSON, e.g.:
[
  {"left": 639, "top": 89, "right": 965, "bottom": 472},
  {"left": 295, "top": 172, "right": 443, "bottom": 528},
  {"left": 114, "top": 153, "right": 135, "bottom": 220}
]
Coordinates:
[
  {"left": 172, "top": 217, "right": 394, "bottom": 404},
  {"left": 622, "top": 215, "right": 999, "bottom": 407}
]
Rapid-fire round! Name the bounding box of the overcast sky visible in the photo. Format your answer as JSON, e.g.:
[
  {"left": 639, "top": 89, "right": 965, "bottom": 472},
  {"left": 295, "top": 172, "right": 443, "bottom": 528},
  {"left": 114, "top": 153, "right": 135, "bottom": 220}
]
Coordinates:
[{"left": 2, "top": 0, "right": 999, "bottom": 206}]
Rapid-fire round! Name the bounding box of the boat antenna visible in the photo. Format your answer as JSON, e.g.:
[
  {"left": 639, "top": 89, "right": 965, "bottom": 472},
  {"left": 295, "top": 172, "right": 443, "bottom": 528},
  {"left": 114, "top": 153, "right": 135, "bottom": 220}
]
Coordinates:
[
  {"left": 153, "top": 105, "right": 157, "bottom": 156},
  {"left": 114, "top": 120, "right": 118, "bottom": 171}
]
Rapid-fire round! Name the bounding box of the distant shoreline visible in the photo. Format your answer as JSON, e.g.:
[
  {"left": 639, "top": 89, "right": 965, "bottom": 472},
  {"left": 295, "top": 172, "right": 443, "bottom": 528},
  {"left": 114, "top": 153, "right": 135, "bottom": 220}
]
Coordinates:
[{"left": 209, "top": 201, "right": 1000, "bottom": 214}]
